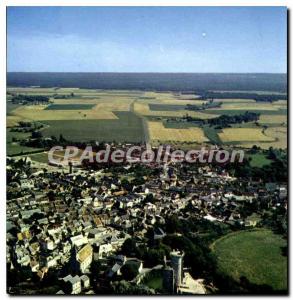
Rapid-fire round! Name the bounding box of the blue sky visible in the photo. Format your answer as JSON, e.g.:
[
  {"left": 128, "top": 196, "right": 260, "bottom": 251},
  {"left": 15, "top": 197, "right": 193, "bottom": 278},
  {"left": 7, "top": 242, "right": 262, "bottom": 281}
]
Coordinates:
[{"left": 7, "top": 6, "right": 287, "bottom": 73}]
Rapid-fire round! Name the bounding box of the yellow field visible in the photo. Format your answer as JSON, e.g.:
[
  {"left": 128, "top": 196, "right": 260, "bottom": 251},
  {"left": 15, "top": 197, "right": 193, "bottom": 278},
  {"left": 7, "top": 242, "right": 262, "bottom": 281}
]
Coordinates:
[
  {"left": 259, "top": 115, "right": 287, "bottom": 125},
  {"left": 142, "top": 91, "right": 178, "bottom": 100},
  {"left": 219, "top": 128, "right": 275, "bottom": 142},
  {"left": 216, "top": 102, "right": 279, "bottom": 111},
  {"left": 176, "top": 94, "right": 201, "bottom": 100},
  {"left": 148, "top": 121, "right": 208, "bottom": 143},
  {"left": 134, "top": 102, "right": 217, "bottom": 119},
  {"left": 257, "top": 127, "right": 287, "bottom": 149},
  {"left": 273, "top": 100, "right": 287, "bottom": 105},
  {"left": 11, "top": 104, "right": 118, "bottom": 121},
  {"left": 7, "top": 115, "right": 23, "bottom": 127},
  {"left": 7, "top": 91, "right": 136, "bottom": 122},
  {"left": 271, "top": 101, "right": 287, "bottom": 110},
  {"left": 160, "top": 99, "right": 207, "bottom": 105}
]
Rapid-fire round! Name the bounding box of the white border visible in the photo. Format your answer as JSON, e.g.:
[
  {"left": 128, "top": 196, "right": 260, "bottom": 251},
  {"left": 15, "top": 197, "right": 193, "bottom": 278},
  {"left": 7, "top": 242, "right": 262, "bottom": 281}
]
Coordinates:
[{"left": 1, "top": 1, "right": 291, "bottom": 299}]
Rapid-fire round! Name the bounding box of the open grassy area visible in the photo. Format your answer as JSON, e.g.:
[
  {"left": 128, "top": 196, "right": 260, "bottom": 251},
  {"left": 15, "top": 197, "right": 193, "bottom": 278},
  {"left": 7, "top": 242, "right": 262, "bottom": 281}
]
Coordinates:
[
  {"left": 144, "top": 276, "right": 163, "bottom": 290},
  {"left": 6, "top": 129, "right": 43, "bottom": 156},
  {"left": 212, "top": 229, "right": 287, "bottom": 291},
  {"left": 28, "top": 152, "right": 49, "bottom": 163},
  {"left": 7, "top": 143, "right": 44, "bottom": 156},
  {"left": 247, "top": 153, "right": 272, "bottom": 168},
  {"left": 7, "top": 129, "right": 31, "bottom": 143}
]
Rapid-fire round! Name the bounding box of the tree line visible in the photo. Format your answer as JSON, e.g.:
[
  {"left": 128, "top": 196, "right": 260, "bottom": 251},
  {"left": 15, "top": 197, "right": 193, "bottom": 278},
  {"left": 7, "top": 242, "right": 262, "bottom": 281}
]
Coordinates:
[
  {"left": 11, "top": 94, "right": 49, "bottom": 104},
  {"left": 183, "top": 111, "right": 260, "bottom": 127},
  {"left": 198, "top": 91, "right": 287, "bottom": 102}
]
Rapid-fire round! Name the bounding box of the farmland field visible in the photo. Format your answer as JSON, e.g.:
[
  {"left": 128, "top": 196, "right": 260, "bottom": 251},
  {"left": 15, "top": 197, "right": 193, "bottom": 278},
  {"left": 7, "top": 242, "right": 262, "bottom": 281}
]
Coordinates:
[
  {"left": 45, "top": 104, "right": 96, "bottom": 110},
  {"left": 219, "top": 128, "right": 275, "bottom": 143},
  {"left": 147, "top": 121, "right": 208, "bottom": 143},
  {"left": 237, "top": 127, "right": 287, "bottom": 149},
  {"left": 42, "top": 111, "right": 144, "bottom": 143},
  {"left": 259, "top": 114, "right": 287, "bottom": 125},
  {"left": 134, "top": 101, "right": 216, "bottom": 119},
  {"left": 215, "top": 102, "right": 280, "bottom": 111},
  {"left": 148, "top": 104, "right": 187, "bottom": 111},
  {"left": 212, "top": 229, "right": 287, "bottom": 291},
  {"left": 6, "top": 87, "right": 287, "bottom": 149},
  {"left": 11, "top": 103, "right": 118, "bottom": 120}
]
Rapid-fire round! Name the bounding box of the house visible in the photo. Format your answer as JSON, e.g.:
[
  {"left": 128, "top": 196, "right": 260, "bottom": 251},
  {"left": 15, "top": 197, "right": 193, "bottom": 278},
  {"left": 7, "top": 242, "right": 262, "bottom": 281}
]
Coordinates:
[
  {"left": 20, "top": 179, "right": 34, "bottom": 190},
  {"left": 107, "top": 262, "right": 123, "bottom": 278},
  {"left": 97, "top": 243, "right": 113, "bottom": 259},
  {"left": 70, "top": 234, "right": 88, "bottom": 247},
  {"left": 76, "top": 244, "right": 93, "bottom": 273},
  {"left": 80, "top": 274, "right": 90, "bottom": 289}
]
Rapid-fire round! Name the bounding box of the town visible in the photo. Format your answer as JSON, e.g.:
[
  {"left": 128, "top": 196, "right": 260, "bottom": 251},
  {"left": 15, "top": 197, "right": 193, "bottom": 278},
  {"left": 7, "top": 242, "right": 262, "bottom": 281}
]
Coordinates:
[{"left": 6, "top": 143, "right": 288, "bottom": 294}]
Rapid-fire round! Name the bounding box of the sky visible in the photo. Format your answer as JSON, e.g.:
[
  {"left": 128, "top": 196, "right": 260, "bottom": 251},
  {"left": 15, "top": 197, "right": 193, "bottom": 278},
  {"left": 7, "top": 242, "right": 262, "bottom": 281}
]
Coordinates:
[{"left": 7, "top": 6, "right": 287, "bottom": 73}]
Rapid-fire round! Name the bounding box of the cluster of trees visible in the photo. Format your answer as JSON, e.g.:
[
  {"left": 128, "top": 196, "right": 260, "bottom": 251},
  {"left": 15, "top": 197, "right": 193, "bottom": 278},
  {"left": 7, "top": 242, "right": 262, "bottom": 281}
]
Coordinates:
[
  {"left": 198, "top": 91, "right": 287, "bottom": 102},
  {"left": 185, "top": 100, "right": 221, "bottom": 111},
  {"left": 119, "top": 216, "right": 230, "bottom": 282},
  {"left": 11, "top": 94, "right": 49, "bottom": 104},
  {"left": 21, "top": 133, "right": 66, "bottom": 149},
  {"left": 120, "top": 238, "right": 170, "bottom": 268},
  {"left": 10, "top": 122, "right": 44, "bottom": 134},
  {"left": 53, "top": 92, "right": 75, "bottom": 99},
  {"left": 225, "top": 151, "right": 287, "bottom": 183},
  {"left": 20, "top": 133, "right": 107, "bottom": 151},
  {"left": 262, "top": 206, "right": 287, "bottom": 236},
  {"left": 111, "top": 280, "right": 155, "bottom": 295},
  {"left": 207, "top": 111, "right": 260, "bottom": 127},
  {"left": 213, "top": 273, "right": 280, "bottom": 294},
  {"left": 183, "top": 111, "right": 260, "bottom": 127}
]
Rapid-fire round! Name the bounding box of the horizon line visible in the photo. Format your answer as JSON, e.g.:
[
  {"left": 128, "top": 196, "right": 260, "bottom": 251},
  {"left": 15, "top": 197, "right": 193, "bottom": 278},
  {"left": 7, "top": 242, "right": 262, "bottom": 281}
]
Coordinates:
[{"left": 7, "top": 71, "right": 287, "bottom": 75}]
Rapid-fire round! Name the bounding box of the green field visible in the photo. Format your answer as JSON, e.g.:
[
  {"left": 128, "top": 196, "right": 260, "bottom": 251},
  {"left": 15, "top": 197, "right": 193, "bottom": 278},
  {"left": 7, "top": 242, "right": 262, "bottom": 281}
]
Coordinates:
[
  {"left": 45, "top": 104, "right": 96, "bottom": 110},
  {"left": 7, "top": 102, "right": 21, "bottom": 115},
  {"left": 42, "top": 111, "right": 145, "bottom": 142},
  {"left": 247, "top": 153, "right": 272, "bottom": 168},
  {"left": 28, "top": 152, "right": 49, "bottom": 163},
  {"left": 202, "top": 125, "right": 222, "bottom": 145},
  {"left": 149, "top": 104, "right": 187, "bottom": 111},
  {"left": 7, "top": 129, "right": 31, "bottom": 143},
  {"left": 7, "top": 144, "right": 43, "bottom": 156},
  {"left": 142, "top": 270, "right": 164, "bottom": 291},
  {"left": 212, "top": 229, "right": 287, "bottom": 291},
  {"left": 6, "top": 129, "right": 41, "bottom": 156}
]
